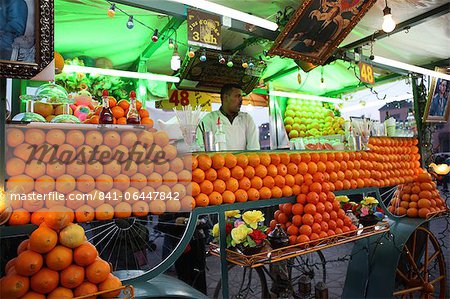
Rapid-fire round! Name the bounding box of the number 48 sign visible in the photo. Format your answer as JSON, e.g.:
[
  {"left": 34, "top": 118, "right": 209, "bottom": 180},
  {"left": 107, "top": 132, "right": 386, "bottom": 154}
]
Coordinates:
[{"left": 358, "top": 62, "right": 375, "bottom": 85}]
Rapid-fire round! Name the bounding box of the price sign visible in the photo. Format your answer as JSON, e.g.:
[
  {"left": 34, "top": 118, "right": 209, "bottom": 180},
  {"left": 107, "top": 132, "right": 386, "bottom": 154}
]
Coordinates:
[
  {"left": 155, "top": 89, "right": 212, "bottom": 111},
  {"left": 359, "top": 62, "right": 375, "bottom": 85},
  {"left": 187, "top": 8, "right": 221, "bottom": 50}
]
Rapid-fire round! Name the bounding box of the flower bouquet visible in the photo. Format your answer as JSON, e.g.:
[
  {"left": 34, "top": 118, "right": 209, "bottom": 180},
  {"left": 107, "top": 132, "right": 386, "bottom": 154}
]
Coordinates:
[
  {"left": 337, "top": 196, "right": 384, "bottom": 227},
  {"left": 211, "top": 210, "right": 268, "bottom": 256}
]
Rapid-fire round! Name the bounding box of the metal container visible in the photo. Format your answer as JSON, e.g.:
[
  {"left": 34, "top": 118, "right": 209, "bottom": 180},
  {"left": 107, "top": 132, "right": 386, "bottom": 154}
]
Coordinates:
[{"left": 202, "top": 131, "right": 215, "bottom": 152}]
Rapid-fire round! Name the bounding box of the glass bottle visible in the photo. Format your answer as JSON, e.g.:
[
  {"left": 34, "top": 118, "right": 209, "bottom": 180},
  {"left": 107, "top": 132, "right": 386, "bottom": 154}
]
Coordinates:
[
  {"left": 126, "top": 91, "right": 141, "bottom": 124},
  {"left": 347, "top": 123, "right": 356, "bottom": 151},
  {"left": 13, "top": 96, "right": 46, "bottom": 122},
  {"left": 99, "top": 90, "right": 114, "bottom": 124},
  {"left": 214, "top": 117, "right": 226, "bottom": 151}
]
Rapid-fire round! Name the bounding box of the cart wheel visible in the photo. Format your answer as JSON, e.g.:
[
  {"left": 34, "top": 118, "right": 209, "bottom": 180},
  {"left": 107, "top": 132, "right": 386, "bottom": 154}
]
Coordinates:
[
  {"left": 81, "top": 214, "right": 191, "bottom": 282},
  {"left": 213, "top": 264, "right": 269, "bottom": 299},
  {"left": 289, "top": 250, "right": 327, "bottom": 285},
  {"left": 393, "top": 226, "right": 447, "bottom": 298}
]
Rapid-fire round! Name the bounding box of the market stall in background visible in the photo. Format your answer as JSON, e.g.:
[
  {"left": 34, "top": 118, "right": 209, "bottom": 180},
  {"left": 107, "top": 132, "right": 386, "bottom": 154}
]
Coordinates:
[{"left": 0, "top": 0, "right": 449, "bottom": 299}]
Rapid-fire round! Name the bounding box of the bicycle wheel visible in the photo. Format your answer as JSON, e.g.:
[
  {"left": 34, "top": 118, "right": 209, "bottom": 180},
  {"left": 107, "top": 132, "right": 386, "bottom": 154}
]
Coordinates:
[
  {"left": 81, "top": 214, "right": 191, "bottom": 282},
  {"left": 289, "top": 250, "right": 327, "bottom": 286},
  {"left": 213, "top": 264, "right": 269, "bottom": 299},
  {"left": 393, "top": 226, "right": 446, "bottom": 298}
]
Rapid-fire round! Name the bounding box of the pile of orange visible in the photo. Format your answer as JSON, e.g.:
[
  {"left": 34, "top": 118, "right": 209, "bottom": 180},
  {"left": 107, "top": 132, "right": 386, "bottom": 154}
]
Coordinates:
[
  {"left": 0, "top": 216, "right": 122, "bottom": 298},
  {"left": 6, "top": 127, "right": 194, "bottom": 225},
  {"left": 85, "top": 96, "right": 154, "bottom": 126},
  {"left": 190, "top": 137, "right": 421, "bottom": 207},
  {"left": 268, "top": 192, "right": 358, "bottom": 245},
  {"left": 388, "top": 172, "right": 448, "bottom": 218},
  {"left": 367, "top": 137, "right": 421, "bottom": 187}
]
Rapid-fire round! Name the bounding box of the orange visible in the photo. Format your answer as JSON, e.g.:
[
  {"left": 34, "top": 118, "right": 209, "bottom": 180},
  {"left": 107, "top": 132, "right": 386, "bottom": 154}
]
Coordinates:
[
  {"left": 417, "top": 199, "right": 431, "bottom": 209},
  {"left": 1, "top": 273, "right": 30, "bottom": 298},
  {"left": 132, "top": 201, "right": 150, "bottom": 217},
  {"left": 287, "top": 225, "right": 298, "bottom": 236},
  {"left": 6, "top": 157, "right": 26, "bottom": 177},
  {"left": 25, "top": 129, "right": 45, "bottom": 146},
  {"left": 24, "top": 160, "right": 46, "bottom": 179},
  {"left": 30, "top": 267, "right": 59, "bottom": 294},
  {"left": 222, "top": 190, "right": 236, "bottom": 204},
  {"left": 75, "top": 205, "right": 95, "bottom": 223},
  {"left": 113, "top": 174, "right": 130, "bottom": 191},
  {"left": 195, "top": 194, "right": 209, "bottom": 207},
  {"left": 217, "top": 167, "right": 231, "bottom": 181},
  {"left": 197, "top": 154, "right": 212, "bottom": 171},
  {"left": 244, "top": 165, "right": 255, "bottom": 179},
  {"left": 165, "top": 199, "right": 181, "bottom": 213},
  {"left": 274, "top": 175, "right": 286, "bottom": 188},
  {"left": 224, "top": 154, "right": 237, "bottom": 168},
  {"left": 236, "top": 154, "right": 249, "bottom": 168},
  {"left": 205, "top": 168, "right": 218, "bottom": 181},
  {"left": 74, "top": 282, "right": 98, "bottom": 298},
  {"left": 226, "top": 178, "right": 239, "bottom": 192},
  {"left": 299, "top": 224, "right": 312, "bottom": 236},
  {"left": 29, "top": 225, "right": 57, "bottom": 254},
  {"left": 85, "top": 161, "right": 104, "bottom": 178},
  {"left": 209, "top": 191, "right": 223, "bottom": 205},
  {"left": 139, "top": 109, "right": 150, "bottom": 119},
  {"left": 255, "top": 164, "right": 268, "bottom": 178},
  {"left": 13, "top": 143, "right": 34, "bottom": 162},
  {"left": 247, "top": 188, "right": 260, "bottom": 201},
  {"left": 277, "top": 164, "right": 288, "bottom": 176},
  {"left": 118, "top": 99, "right": 130, "bottom": 110},
  {"left": 47, "top": 287, "right": 73, "bottom": 299},
  {"left": 7, "top": 128, "right": 25, "bottom": 147},
  {"left": 74, "top": 242, "right": 98, "bottom": 267},
  {"left": 231, "top": 166, "right": 245, "bottom": 179},
  {"left": 200, "top": 180, "right": 214, "bottom": 195},
  {"left": 191, "top": 182, "right": 201, "bottom": 197},
  {"left": 267, "top": 164, "right": 278, "bottom": 177},
  {"left": 212, "top": 154, "right": 225, "bottom": 169},
  {"left": 121, "top": 131, "right": 138, "bottom": 148},
  {"left": 239, "top": 177, "right": 251, "bottom": 190},
  {"left": 270, "top": 154, "right": 281, "bottom": 166},
  {"left": 15, "top": 250, "right": 43, "bottom": 277},
  {"left": 149, "top": 199, "right": 166, "bottom": 215},
  {"left": 247, "top": 154, "right": 260, "bottom": 167},
  {"left": 60, "top": 264, "right": 85, "bottom": 289},
  {"left": 98, "top": 273, "right": 122, "bottom": 298},
  {"left": 259, "top": 187, "right": 272, "bottom": 199},
  {"left": 250, "top": 176, "right": 263, "bottom": 189},
  {"left": 116, "top": 117, "right": 127, "bottom": 124},
  {"left": 263, "top": 176, "right": 275, "bottom": 188},
  {"left": 17, "top": 239, "right": 30, "bottom": 256},
  {"left": 234, "top": 189, "right": 248, "bottom": 202},
  {"left": 287, "top": 163, "right": 298, "bottom": 175},
  {"left": 281, "top": 186, "right": 293, "bottom": 197},
  {"left": 192, "top": 168, "right": 205, "bottom": 183},
  {"left": 259, "top": 153, "right": 271, "bottom": 166},
  {"left": 271, "top": 186, "right": 282, "bottom": 198},
  {"left": 86, "top": 259, "right": 110, "bottom": 284},
  {"left": 418, "top": 208, "right": 430, "bottom": 218}
]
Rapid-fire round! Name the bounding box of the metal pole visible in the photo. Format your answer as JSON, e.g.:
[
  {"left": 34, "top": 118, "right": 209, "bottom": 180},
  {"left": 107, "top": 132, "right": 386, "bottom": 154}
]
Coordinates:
[{"left": 218, "top": 211, "right": 229, "bottom": 299}]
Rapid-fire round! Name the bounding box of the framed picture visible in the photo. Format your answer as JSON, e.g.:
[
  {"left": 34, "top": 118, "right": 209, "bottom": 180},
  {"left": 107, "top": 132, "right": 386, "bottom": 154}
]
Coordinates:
[
  {"left": 0, "top": 0, "right": 53, "bottom": 79},
  {"left": 423, "top": 68, "right": 450, "bottom": 123},
  {"left": 268, "top": 0, "right": 377, "bottom": 65}
]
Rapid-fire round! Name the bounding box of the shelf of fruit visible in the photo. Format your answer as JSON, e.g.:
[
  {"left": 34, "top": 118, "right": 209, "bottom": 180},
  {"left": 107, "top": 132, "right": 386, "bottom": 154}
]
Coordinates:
[{"left": 209, "top": 221, "right": 390, "bottom": 268}]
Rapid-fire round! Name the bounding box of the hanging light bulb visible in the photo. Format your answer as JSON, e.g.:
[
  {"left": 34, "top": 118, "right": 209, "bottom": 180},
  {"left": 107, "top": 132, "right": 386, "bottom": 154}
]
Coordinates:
[
  {"left": 107, "top": 3, "right": 116, "bottom": 17},
  {"left": 199, "top": 49, "right": 207, "bottom": 62},
  {"left": 188, "top": 47, "right": 195, "bottom": 58},
  {"left": 248, "top": 59, "right": 254, "bottom": 68},
  {"left": 151, "top": 29, "right": 159, "bottom": 42},
  {"left": 218, "top": 54, "right": 226, "bottom": 64},
  {"left": 320, "top": 67, "right": 326, "bottom": 89},
  {"left": 168, "top": 38, "right": 174, "bottom": 49},
  {"left": 382, "top": 0, "right": 396, "bottom": 33},
  {"left": 227, "top": 57, "right": 233, "bottom": 67},
  {"left": 126, "top": 16, "right": 134, "bottom": 29},
  {"left": 171, "top": 44, "right": 181, "bottom": 71},
  {"left": 242, "top": 60, "right": 248, "bottom": 69}
]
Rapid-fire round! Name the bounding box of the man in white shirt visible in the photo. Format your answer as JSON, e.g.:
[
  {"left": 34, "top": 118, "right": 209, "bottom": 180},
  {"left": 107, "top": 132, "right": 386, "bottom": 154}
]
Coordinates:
[{"left": 197, "top": 83, "right": 260, "bottom": 150}]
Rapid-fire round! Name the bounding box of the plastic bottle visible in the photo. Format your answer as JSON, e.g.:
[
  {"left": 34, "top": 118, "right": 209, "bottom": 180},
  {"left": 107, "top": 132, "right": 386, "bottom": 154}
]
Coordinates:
[
  {"left": 99, "top": 90, "right": 114, "bottom": 124},
  {"left": 214, "top": 117, "right": 226, "bottom": 151},
  {"left": 126, "top": 91, "right": 141, "bottom": 124}
]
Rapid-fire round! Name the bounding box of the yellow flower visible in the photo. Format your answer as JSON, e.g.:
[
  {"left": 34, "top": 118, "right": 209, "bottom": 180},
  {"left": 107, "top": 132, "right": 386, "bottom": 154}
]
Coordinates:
[
  {"left": 336, "top": 196, "right": 350, "bottom": 203},
  {"left": 363, "top": 197, "right": 378, "bottom": 205},
  {"left": 231, "top": 224, "right": 252, "bottom": 245},
  {"left": 212, "top": 223, "right": 219, "bottom": 238},
  {"left": 242, "top": 210, "right": 265, "bottom": 229},
  {"left": 225, "top": 210, "right": 241, "bottom": 218}
]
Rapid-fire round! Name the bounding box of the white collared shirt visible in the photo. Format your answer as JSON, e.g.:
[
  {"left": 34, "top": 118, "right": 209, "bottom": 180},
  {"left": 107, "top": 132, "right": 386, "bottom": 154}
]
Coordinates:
[{"left": 196, "top": 110, "right": 260, "bottom": 150}]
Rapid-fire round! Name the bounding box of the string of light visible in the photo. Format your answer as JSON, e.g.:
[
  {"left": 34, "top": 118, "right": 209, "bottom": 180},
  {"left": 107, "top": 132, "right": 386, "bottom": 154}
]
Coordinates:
[{"left": 104, "top": 1, "right": 266, "bottom": 71}]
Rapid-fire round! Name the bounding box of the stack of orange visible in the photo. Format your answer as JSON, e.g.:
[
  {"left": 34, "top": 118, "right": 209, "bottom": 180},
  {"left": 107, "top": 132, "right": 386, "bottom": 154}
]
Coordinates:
[
  {"left": 85, "top": 97, "right": 154, "bottom": 126},
  {"left": 388, "top": 172, "right": 448, "bottom": 218},
  {"left": 367, "top": 137, "right": 421, "bottom": 187},
  {"left": 269, "top": 193, "right": 358, "bottom": 245},
  {"left": 0, "top": 214, "right": 122, "bottom": 298},
  {"left": 6, "top": 127, "right": 194, "bottom": 226}
]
